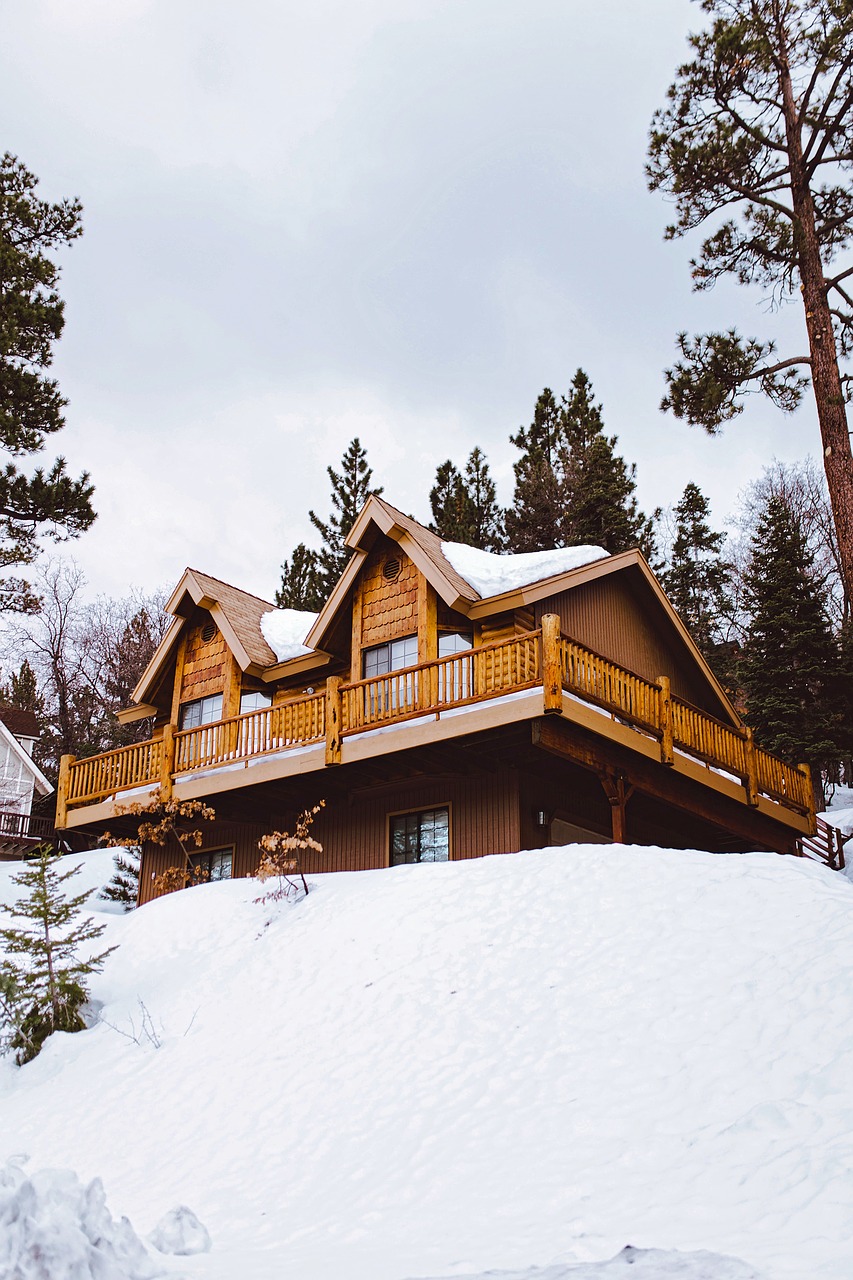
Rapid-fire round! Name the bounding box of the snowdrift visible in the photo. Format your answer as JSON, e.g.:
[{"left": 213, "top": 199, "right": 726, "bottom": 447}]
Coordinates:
[{"left": 1, "top": 844, "right": 852, "bottom": 1279}]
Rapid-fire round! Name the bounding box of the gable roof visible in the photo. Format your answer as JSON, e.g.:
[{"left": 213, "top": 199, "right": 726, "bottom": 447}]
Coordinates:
[
  {"left": 0, "top": 717, "right": 52, "bottom": 798},
  {"left": 0, "top": 707, "right": 40, "bottom": 741},
  {"left": 125, "top": 497, "right": 740, "bottom": 728}
]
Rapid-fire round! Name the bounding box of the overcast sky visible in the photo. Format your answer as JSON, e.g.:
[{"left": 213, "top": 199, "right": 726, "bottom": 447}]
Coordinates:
[{"left": 2, "top": 0, "right": 815, "bottom": 605}]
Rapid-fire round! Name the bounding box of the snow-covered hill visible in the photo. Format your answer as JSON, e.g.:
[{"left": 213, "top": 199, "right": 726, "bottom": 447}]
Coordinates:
[{"left": 1, "top": 844, "right": 853, "bottom": 1279}]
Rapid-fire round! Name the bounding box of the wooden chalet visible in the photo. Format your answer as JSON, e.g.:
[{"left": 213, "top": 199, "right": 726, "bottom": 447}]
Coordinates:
[
  {"left": 0, "top": 707, "right": 54, "bottom": 858},
  {"left": 54, "top": 496, "right": 818, "bottom": 903}
]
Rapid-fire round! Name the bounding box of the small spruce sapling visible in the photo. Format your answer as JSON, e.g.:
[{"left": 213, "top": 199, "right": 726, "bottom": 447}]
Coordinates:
[
  {"left": 100, "top": 846, "right": 140, "bottom": 911},
  {"left": 256, "top": 801, "right": 325, "bottom": 902},
  {"left": 0, "top": 847, "right": 115, "bottom": 1063}
]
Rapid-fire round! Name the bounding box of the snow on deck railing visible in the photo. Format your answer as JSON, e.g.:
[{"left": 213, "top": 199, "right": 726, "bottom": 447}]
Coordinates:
[{"left": 59, "top": 623, "right": 813, "bottom": 822}]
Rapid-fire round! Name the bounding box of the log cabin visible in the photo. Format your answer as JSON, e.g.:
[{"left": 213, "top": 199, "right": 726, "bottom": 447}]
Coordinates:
[{"left": 54, "top": 496, "right": 818, "bottom": 902}]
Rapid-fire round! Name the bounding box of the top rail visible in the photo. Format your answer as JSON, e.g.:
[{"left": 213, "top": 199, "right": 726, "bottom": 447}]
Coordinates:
[{"left": 174, "top": 693, "right": 325, "bottom": 773}]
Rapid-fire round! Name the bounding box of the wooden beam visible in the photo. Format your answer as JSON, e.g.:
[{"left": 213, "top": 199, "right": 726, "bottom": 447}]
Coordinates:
[
  {"left": 600, "top": 771, "right": 634, "bottom": 843},
  {"left": 350, "top": 579, "right": 363, "bottom": 683},
  {"left": 325, "top": 677, "right": 343, "bottom": 765},
  {"left": 541, "top": 614, "right": 563, "bottom": 714},
  {"left": 55, "top": 754, "right": 74, "bottom": 830},
  {"left": 169, "top": 630, "right": 189, "bottom": 726},
  {"left": 532, "top": 717, "right": 800, "bottom": 854},
  {"left": 658, "top": 676, "right": 673, "bottom": 766},
  {"left": 160, "top": 725, "right": 176, "bottom": 800},
  {"left": 418, "top": 575, "right": 437, "bottom": 664}
]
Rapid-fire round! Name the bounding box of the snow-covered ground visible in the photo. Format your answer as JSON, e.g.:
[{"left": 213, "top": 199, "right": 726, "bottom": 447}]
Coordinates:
[{"left": 1, "top": 843, "right": 853, "bottom": 1279}]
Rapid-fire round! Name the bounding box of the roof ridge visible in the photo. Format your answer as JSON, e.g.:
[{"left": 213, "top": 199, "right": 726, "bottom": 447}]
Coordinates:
[{"left": 185, "top": 567, "right": 277, "bottom": 610}]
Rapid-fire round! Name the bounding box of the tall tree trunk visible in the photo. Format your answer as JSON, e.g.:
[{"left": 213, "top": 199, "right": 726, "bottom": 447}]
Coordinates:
[{"left": 778, "top": 16, "right": 853, "bottom": 603}]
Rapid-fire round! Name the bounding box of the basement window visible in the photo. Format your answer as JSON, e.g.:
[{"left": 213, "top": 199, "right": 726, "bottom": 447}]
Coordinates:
[
  {"left": 191, "top": 846, "right": 233, "bottom": 882},
  {"left": 180, "top": 694, "right": 223, "bottom": 730},
  {"left": 389, "top": 807, "right": 449, "bottom": 866}
]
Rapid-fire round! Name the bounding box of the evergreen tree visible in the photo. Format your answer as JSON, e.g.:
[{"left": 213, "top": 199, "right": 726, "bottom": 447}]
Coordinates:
[
  {"left": 276, "top": 543, "right": 324, "bottom": 611},
  {"left": 0, "top": 154, "right": 95, "bottom": 611},
  {"left": 0, "top": 848, "right": 115, "bottom": 1063},
  {"left": 0, "top": 659, "right": 43, "bottom": 716},
  {"left": 506, "top": 371, "right": 654, "bottom": 556},
  {"left": 505, "top": 388, "right": 564, "bottom": 551},
  {"left": 648, "top": 0, "right": 853, "bottom": 605},
  {"left": 463, "top": 448, "right": 505, "bottom": 552},
  {"left": 429, "top": 449, "right": 505, "bottom": 551},
  {"left": 100, "top": 846, "right": 140, "bottom": 912},
  {"left": 309, "top": 439, "right": 382, "bottom": 594},
  {"left": 661, "top": 483, "right": 731, "bottom": 656},
  {"left": 740, "top": 496, "right": 841, "bottom": 803},
  {"left": 560, "top": 372, "right": 655, "bottom": 556},
  {"left": 429, "top": 461, "right": 471, "bottom": 542}
]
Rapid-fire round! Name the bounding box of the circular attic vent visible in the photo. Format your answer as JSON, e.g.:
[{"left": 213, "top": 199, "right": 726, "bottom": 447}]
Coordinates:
[
  {"left": 382, "top": 557, "right": 402, "bottom": 583},
  {"left": 201, "top": 622, "right": 216, "bottom": 644}
]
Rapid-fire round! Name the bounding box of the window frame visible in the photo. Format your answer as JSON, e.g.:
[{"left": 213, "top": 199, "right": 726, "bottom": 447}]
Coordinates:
[
  {"left": 190, "top": 844, "right": 234, "bottom": 882},
  {"left": 385, "top": 803, "right": 452, "bottom": 868},
  {"left": 362, "top": 634, "right": 419, "bottom": 680},
  {"left": 179, "top": 693, "right": 224, "bottom": 730},
  {"left": 239, "top": 689, "right": 273, "bottom": 716}
]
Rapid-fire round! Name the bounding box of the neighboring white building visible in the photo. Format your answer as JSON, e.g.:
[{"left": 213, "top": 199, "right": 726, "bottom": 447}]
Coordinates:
[{"left": 0, "top": 709, "right": 53, "bottom": 857}]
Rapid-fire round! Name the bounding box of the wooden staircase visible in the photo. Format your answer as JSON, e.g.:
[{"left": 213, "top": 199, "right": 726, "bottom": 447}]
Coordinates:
[{"left": 798, "top": 814, "right": 847, "bottom": 870}]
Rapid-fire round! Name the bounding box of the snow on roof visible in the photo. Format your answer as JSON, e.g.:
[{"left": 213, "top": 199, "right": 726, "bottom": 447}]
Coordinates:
[
  {"left": 441, "top": 541, "right": 609, "bottom": 598},
  {"left": 260, "top": 607, "right": 319, "bottom": 662}
]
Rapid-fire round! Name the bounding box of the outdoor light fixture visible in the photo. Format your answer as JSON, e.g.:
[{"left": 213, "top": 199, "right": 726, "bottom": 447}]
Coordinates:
[{"left": 536, "top": 809, "right": 549, "bottom": 827}]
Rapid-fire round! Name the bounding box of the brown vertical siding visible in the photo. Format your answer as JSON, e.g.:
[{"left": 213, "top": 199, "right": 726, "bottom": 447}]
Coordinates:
[
  {"left": 137, "top": 772, "right": 522, "bottom": 902},
  {"left": 536, "top": 577, "right": 724, "bottom": 715}
]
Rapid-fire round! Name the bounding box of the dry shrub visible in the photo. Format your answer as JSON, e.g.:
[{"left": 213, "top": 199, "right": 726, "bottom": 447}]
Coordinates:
[
  {"left": 104, "top": 789, "right": 216, "bottom": 898},
  {"left": 256, "top": 801, "right": 324, "bottom": 902}
]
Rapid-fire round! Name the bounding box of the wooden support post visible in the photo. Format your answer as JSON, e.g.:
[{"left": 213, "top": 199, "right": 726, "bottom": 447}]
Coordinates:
[
  {"left": 744, "top": 728, "right": 759, "bottom": 807},
  {"left": 325, "top": 676, "right": 343, "bottom": 766},
  {"left": 658, "top": 676, "right": 673, "bottom": 766},
  {"left": 160, "top": 724, "right": 176, "bottom": 800},
  {"left": 601, "top": 772, "right": 634, "bottom": 844},
  {"left": 798, "top": 762, "right": 818, "bottom": 834},
  {"left": 55, "top": 754, "right": 75, "bottom": 830},
  {"left": 541, "top": 614, "right": 563, "bottom": 714}
]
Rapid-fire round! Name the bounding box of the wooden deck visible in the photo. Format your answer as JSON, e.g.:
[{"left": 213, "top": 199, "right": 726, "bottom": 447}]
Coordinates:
[{"left": 57, "top": 620, "right": 815, "bottom": 831}]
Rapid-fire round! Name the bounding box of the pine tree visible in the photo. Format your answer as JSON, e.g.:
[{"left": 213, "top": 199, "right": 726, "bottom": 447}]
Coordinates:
[
  {"left": 429, "top": 449, "right": 505, "bottom": 551},
  {"left": 276, "top": 543, "right": 324, "bottom": 611},
  {"left": 505, "top": 389, "right": 564, "bottom": 551},
  {"left": 309, "top": 439, "right": 382, "bottom": 594},
  {"left": 0, "top": 154, "right": 95, "bottom": 611},
  {"left": 463, "top": 448, "right": 505, "bottom": 552},
  {"left": 559, "top": 371, "right": 655, "bottom": 556},
  {"left": 0, "top": 848, "right": 115, "bottom": 1063},
  {"left": 0, "top": 659, "right": 43, "bottom": 716},
  {"left": 100, "top": 846, "right": 140, "bottom": 911},
  {"left": 506, "top": 371, "right": 653, "bottom": 555},
  {"left": 740, "top": 496, "right": 841, "bottom": 804},
  {"left": 661, "top": 483, "right": 731, "bottom": 657},
  {"left": 429, "top": 461, "right": 471, "bottom": 542}
]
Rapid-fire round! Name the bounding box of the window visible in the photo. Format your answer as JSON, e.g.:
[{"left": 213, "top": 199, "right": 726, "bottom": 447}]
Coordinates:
[
  {"left": 438, "top": 631, "right": 473, "bottom": 700},
  {"left": 240, "top": 690, "right": 272, "bottom": 715},
  {"left": 362, "top": 635, "right": 419, "bottom": 716},
  {"left": 362, "top": 635, "right": 418, "bottom": 678},
  {"left": 389, "top": 807, "right": 449, "bottom": 866},
  {"left": 438, "top": 631, "right": 472, "bottom": 657},
  {"left": 180, "top": 694, "right": 223, "bottom": 730},
  {"left": 191, "top": 846, "right": 233, "bottom": 881}
]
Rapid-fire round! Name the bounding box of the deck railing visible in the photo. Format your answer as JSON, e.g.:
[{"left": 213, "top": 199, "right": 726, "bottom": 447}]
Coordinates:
[
  {"left": 59, "top": 620, "right": 814, "bottom": 822},
  {"left": 341, "top": 633, "right": 541, "bottom": 734},
  {"left": 174, "top": 693, "right": 325, "bottom": 773}
]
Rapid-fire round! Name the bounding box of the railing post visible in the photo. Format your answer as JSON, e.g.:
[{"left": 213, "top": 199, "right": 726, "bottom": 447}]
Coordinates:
[
  {"left": 657, "top": 676, "right": 673, "bottom": 765},
  {"left": 55, "top": 754, "right": 75, "bottom": 830},
  {"left": 744, "top": 728, "right": 759, "bottom": 807},
  {"left": 325, "top": 676, "right": 343, "bottom": 765},
  {"left": 798, "top": 762, "right": 817, "bottom": 833},
  {"left": 541, "top": 614, "right": 563, "bottom": 714},
  {"left": 160, "top": 725, "right": 175, "bottom": 800}
]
